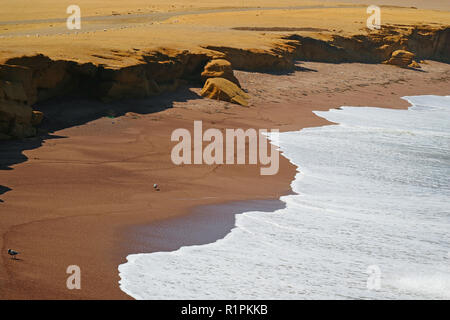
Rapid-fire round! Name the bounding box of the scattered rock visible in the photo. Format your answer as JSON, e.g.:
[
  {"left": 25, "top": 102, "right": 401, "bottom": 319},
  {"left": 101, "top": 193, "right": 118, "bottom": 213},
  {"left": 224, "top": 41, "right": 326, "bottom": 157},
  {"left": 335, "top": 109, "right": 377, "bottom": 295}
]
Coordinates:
[
  {"left": 200, "top": 77, "right": 249, "bottom": 106},
  {"left": 201, "top": 59, "right": 241, "bottom": 87}
]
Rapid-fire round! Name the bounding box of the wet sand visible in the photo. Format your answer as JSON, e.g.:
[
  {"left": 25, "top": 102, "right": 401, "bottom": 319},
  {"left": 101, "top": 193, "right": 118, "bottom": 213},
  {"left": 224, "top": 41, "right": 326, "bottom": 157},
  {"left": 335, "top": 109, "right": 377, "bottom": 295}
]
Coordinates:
[
  {"left": 124, "top": 200, "right": 287, "bottom": 255},
  {"left": 0, "top": 61, "right": 449, "bottom": 299}
]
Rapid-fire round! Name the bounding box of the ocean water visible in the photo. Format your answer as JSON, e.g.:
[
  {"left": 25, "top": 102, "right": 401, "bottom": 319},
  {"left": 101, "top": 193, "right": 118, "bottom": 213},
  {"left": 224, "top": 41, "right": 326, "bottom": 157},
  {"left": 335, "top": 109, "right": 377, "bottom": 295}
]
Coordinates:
[{"left": 118, "top": 95, "right": 450, "bottom": 300}]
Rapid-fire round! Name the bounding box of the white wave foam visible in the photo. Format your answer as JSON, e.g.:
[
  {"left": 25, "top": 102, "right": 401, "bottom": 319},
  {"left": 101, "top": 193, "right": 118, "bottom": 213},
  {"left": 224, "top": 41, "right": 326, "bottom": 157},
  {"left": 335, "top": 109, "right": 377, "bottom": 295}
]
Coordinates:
[{"left": 119, "top": 95, "right": 450, "bottom": 300}]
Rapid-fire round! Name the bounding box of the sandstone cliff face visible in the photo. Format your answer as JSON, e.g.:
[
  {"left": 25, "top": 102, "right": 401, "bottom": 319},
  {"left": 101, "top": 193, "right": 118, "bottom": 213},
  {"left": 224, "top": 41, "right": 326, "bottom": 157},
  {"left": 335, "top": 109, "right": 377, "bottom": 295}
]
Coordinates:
[
  {"left": 205, "top": 46, "right": 294, "bottom": 72},
  {"left": 284, "top": 26, "right": 450, "bottom": 64},
  {"left": 98, "top": 51, "right": 211, "bottom": 100},
  {"left": 0, "top": 51, "right": 211, "bottom": 138},
  {"left": 98, "top": 65, "right": 160, "bottom": 100},
  {"left": 407, "top": 27, "right": 450, "bottom": 63},
  {"left": 0, "top": 26, "right": 449, "bottom": 139},
  {"left": 0, "top": 65, "right": 35, "bottom": 139}
]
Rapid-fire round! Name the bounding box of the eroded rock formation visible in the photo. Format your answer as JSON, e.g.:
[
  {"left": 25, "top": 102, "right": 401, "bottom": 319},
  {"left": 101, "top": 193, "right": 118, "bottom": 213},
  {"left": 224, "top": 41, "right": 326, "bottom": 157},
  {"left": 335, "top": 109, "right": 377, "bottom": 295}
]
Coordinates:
[
  {"left": 200, "top": 78, "right": 249, "bottom": 106},
  {"left": 384, "top": 50, "right": 420, "bottom": 68},
  {"left": 201, "top": 59, "right": 241, "bottom": 87}
]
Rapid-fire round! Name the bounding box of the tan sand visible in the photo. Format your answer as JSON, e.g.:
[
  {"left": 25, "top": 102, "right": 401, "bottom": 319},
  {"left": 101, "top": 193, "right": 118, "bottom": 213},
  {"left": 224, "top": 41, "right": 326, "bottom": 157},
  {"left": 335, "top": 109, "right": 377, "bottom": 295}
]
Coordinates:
[{"left": 1, "top": 60, "right": 449, "bottom": 299}]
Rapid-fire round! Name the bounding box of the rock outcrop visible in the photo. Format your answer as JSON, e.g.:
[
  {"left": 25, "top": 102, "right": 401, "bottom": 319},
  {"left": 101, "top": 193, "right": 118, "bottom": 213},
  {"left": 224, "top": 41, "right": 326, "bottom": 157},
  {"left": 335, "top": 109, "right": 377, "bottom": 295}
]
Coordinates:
[
  {"left": 200, "top": 77, "right": 249, "bottom": 106},
  {"left": 384, "top": 50, "right": 420, "bottom": 68},
  {"left": 201, "top": 59, "right": 241, "bottom": 87},
  {"left": 0, "top": 65, "right": 35, "bottom": 139}
]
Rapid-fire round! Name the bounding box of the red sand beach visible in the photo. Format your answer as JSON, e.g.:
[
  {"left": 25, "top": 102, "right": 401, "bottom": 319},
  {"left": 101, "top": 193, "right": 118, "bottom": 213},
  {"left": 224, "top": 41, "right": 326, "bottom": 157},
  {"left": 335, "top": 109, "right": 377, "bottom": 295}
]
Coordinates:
[{"left": 1, "top": 61, "right": 449, "bottom": 299}]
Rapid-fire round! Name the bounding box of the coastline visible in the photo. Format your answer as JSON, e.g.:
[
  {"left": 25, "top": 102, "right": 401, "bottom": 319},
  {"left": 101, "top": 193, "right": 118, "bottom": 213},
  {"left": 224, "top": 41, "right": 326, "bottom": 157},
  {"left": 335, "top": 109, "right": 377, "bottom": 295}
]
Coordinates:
[
  {"left": 1, "top": 61, "right": 449, "bottom": 299},
  {"left": 119, "top": 93, "right": 450, "bottom": 300}
]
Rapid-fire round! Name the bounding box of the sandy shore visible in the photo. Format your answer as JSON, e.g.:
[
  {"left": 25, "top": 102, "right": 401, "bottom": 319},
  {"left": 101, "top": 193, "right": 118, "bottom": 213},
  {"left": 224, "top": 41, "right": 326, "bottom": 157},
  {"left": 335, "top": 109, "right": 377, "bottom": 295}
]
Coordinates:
[{"left": 0, "top": 60, "right": 449, "bottom": 299}]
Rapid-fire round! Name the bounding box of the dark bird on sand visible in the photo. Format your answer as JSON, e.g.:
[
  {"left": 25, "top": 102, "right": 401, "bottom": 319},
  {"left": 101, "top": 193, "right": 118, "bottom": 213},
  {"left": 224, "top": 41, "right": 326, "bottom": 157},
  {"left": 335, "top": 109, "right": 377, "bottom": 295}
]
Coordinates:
[{"left": 7, "top": 249, "right": 19, "bottom": 260}]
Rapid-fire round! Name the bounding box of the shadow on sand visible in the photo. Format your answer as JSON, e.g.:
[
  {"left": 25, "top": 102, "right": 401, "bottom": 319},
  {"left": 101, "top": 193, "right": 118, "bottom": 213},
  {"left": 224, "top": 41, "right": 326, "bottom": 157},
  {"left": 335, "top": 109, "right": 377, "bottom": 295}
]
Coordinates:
[
  {"left": 248, "top": 62, "right": 318, "bottom": 76},
  {"left": 0, "top": 185, "right": 12, "bottom": 202},
  {"left": 0, "top": 85, "right": 203, "bottom": 201}
]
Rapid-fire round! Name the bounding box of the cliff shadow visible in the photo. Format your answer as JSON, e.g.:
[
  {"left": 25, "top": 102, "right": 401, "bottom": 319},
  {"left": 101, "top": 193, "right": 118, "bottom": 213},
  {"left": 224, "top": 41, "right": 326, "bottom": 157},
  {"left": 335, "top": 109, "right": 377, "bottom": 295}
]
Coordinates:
[
  {"left": 0, "top": 185, "right": 12, "bottom": 202},
  {"left": 294, "top": 63, "right": 318, "bottom": 72},
  {"left": 35, "top": 84, "right": 202, "bottom": 132},
  {"left": 242, "top": 62, "right": 318, "bottom": 76},
  {"left": 0, "top": 84, "right": 203, "bottom": 201}
]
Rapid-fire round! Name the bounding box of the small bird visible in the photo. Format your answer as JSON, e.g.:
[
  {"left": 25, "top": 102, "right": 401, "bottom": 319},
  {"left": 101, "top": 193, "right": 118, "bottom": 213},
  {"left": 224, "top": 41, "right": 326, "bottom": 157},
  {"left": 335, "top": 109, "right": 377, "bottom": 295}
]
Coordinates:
[{"left": 7, "top": 249, "right": 19, "bottom": 260}]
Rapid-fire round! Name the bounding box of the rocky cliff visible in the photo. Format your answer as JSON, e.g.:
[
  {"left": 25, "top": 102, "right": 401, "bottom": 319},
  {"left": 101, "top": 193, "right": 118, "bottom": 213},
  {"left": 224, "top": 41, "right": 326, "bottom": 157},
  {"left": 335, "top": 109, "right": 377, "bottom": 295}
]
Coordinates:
[{"left": 0, "top": 25, "right": 449, "bottom": 139}]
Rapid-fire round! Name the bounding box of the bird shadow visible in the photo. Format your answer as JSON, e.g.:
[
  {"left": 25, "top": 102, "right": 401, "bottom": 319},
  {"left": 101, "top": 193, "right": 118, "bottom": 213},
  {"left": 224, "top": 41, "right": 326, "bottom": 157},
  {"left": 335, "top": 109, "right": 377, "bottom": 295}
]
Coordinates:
[{"left": 10, "top": 257, "right": 23, "bottom": 261}]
